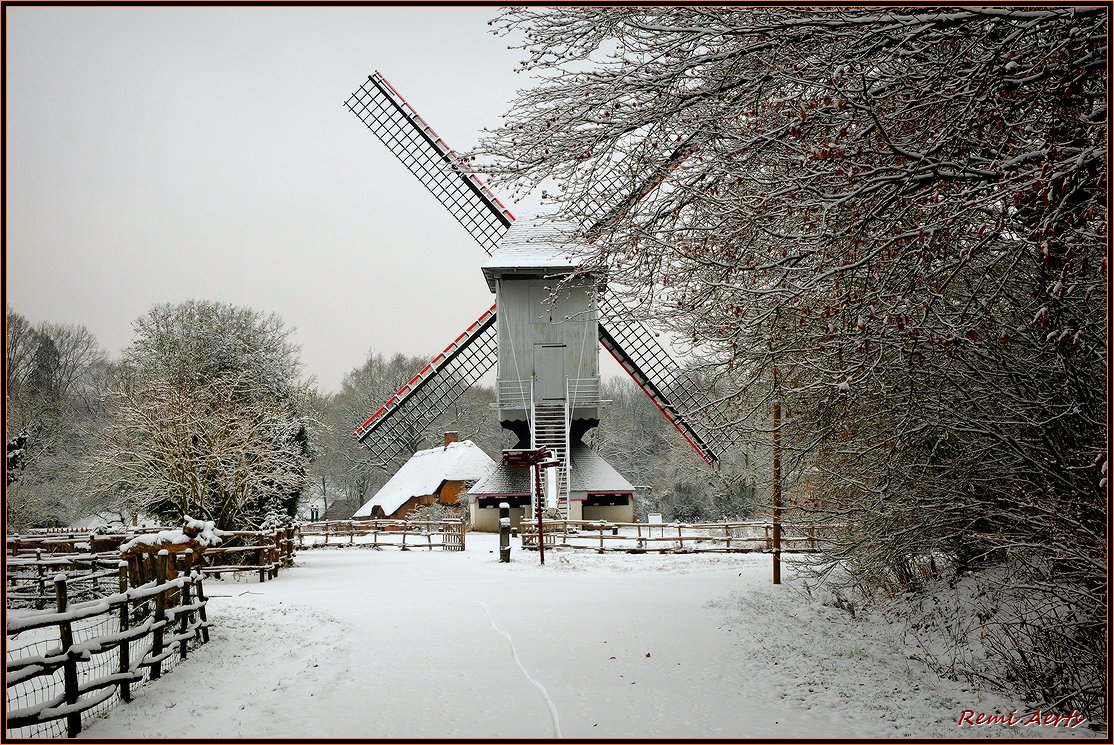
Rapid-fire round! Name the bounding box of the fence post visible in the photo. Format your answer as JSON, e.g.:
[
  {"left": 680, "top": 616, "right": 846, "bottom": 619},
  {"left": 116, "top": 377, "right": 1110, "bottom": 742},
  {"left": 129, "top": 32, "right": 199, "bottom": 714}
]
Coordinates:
[
  {"left": 268, "top": 532, "right": 275, "bottom": 577},
  {"left": 178, "top": 551, "right": 192, "bottom": 661},
  {"left": 55, "top": 576, "right": 82, "bottom": 737},
  {"left": 151, "top": 550, "right": 168, "bottom": 680},
  {"left": 772, "top": 400, "right": 782, "bottom": 585},
  {"left": 257, "top": 541, "right": 266, "bottom": 583},
  {"left": 117, "top": 561, "right": 132, "bottom": 703},
  {"left": 35, "top": 549, "right": 46, "bottom": 610},
  {"left": 126, "top": 554, "right": 141, "bottom": 588},
  {"left": 91, "top": 556, "right": 101, "bottom": 594},
  {"left": 194, "top": 567, "right": 210, "bottom": 644},
  {"left": 499, "top": 503, "right": 511, "bottom": 563}
]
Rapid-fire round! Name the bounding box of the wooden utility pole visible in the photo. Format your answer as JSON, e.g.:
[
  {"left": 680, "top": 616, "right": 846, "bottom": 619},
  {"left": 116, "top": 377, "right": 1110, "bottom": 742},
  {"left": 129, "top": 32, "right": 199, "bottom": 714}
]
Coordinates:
[{"left": 772, "top": 401, "right": 782, "bottom": 585}]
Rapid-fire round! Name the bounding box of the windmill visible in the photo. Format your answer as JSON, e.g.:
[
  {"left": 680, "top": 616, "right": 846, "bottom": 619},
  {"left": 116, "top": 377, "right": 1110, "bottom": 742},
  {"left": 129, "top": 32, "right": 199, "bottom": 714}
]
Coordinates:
[{"left": 344, "top": 71, "right": 743, "bottom": 523}]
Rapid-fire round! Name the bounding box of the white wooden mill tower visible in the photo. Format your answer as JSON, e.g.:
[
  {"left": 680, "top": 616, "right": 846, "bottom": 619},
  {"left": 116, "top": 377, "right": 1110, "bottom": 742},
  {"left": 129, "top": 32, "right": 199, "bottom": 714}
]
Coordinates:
[
  {"left": 345, "top": 72, "right": 743, "bottom": 521},
  {"left": 480, "top": 203, "right": 604, "bottom": 514}
]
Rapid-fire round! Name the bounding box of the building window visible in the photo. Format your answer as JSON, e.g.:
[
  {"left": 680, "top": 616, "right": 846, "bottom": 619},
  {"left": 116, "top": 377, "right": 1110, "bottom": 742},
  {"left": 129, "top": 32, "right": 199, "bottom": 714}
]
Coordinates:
[{"left": 584, "top": 494, "right": 631, "bottom": 507}]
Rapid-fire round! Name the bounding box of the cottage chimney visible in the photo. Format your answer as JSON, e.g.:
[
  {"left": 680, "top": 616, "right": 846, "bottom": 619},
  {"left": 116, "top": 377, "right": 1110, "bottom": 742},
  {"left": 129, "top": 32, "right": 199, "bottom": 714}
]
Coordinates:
[{"left": 443, "top": 431, "right": 459, "bottom": 448}]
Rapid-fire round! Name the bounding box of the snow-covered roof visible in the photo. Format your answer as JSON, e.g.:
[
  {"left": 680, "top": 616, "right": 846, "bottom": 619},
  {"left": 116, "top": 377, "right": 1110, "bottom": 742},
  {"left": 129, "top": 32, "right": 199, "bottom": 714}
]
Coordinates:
[
  {"left": 469, "top": 442, "right": 634, "bottom": 497},
  {"left": 353, "top": 440, "right": 496, "bottom": 518},
  {"left": 568, "top": 445, "right": 635, "bottom": 493},
  {"left": 481, "top": 202, "right": 591, "bottom": 290}
]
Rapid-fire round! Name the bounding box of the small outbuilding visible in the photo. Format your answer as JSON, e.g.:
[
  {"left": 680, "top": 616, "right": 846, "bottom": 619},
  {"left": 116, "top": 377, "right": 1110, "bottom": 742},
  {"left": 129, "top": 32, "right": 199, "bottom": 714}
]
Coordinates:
[
  {"left": 353, "top": 434, "right": 496, "bottom": 521},
  {"left": 467, "top": 442, "right": 635, "bottom": 531}
]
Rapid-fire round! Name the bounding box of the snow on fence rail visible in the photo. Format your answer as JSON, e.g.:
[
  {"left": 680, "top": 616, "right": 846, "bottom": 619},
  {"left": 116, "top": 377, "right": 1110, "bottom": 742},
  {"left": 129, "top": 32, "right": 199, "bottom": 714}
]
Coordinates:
[
  {"left": 519, "top": 519, "right": 838, "bottom": 553},
  {"left": 7, "top": 528, "right": 297, "bottom": 609},
  {"left": 5, "top": 550, "right": 209, "bottom": 739},
  {"left": 295, "top": 519, "right": 466, "bottom": 551}
]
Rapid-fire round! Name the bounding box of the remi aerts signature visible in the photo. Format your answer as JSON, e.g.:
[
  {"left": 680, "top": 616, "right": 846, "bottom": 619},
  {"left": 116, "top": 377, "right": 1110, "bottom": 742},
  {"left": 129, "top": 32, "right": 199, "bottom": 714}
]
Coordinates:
[{"left": 957, "top": 709, "right": 1089, "bottom": 729}]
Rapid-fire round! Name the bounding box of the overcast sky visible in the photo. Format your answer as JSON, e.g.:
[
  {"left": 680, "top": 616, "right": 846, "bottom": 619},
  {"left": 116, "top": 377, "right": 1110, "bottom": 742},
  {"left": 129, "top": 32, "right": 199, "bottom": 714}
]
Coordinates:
[{"left": 6, "top": 6, "right": 538, "bottom": 393}]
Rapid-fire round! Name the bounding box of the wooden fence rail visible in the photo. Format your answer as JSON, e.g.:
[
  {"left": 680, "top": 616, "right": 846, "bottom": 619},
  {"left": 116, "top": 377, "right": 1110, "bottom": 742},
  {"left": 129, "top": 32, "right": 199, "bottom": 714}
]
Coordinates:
[
  {"left": 7, "top": 552, "right": 123, "bottom": 610},
  {"left": 519, "top": 519, "right": 838, "bottom": 553},
  {"left": 6, "top": 550, "right": 209, "bottom": 739},
  {"left": 196, "top": 527, "right": 297, "bottom": 583},
  {"left": 295, "top": 519, "right": 466, "bottom": 552},
  {"left": 8, "top": 528, "right": 164, "bottom": 557},
  {"left": 7, "top": 527, "right": 297, "bottom": 610}
]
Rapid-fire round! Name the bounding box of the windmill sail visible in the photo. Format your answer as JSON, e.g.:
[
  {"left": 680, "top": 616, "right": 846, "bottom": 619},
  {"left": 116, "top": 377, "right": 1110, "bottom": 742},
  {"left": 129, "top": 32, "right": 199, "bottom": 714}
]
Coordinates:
[
  {"left": 582, "top": 131, "right": 708, "bottom": 242},
  {"left": 599, "top": 296, "right": 743, "bottom": 464},
  {"left": 354, "top": 305, "right": 497, "bottom": 464},
  {"left": 345, "top": 72, "right": 514, "bottom": 254}
]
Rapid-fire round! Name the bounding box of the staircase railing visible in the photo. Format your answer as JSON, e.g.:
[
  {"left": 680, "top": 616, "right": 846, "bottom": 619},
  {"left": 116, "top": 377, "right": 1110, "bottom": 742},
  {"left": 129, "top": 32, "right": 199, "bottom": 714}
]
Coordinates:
[
  {"left": 497, "top": 378, "right": 533, "bottom": 413},
  {"left": 566, "top": 377, "right": 601, "bottom": 408}
]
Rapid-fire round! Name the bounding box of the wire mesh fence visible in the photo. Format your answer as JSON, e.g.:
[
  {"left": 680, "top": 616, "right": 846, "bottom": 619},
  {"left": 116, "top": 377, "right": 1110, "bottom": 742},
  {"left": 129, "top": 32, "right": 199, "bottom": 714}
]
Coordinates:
[{"left": 5, "top": 555, "right": 209, "bottom": 739}]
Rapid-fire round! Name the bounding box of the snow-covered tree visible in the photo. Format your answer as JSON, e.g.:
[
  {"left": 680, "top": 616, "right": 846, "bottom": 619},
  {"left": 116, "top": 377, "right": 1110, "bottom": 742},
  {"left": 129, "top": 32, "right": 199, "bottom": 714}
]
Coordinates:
[
  {"left": 478, "top": 7, "right": 1106, "bottom": 717},
  {"left": 6, "top": 307, "right": 114, "bottom": 527},
  {"left": 81, "top": 301, "right": 313, "bottom": 530}
]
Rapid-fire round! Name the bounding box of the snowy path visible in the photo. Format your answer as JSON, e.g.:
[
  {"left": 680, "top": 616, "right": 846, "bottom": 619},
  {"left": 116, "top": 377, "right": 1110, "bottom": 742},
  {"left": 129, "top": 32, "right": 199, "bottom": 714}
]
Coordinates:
[{"left": 78, "top": 534, "right": 1094, "bottom": 739}]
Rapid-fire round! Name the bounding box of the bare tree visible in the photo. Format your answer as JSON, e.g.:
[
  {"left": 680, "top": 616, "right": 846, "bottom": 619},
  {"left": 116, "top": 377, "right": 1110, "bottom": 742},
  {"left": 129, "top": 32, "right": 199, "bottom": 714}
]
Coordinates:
[
  {"left": 478, "top": 7, "right": 1106, "bottom": 718},
  {"left": 6, "top": 308, "right": 113, "bottom": 528},
  {"left": 591, "top": 375, "right": 758, "bottom": 521}
]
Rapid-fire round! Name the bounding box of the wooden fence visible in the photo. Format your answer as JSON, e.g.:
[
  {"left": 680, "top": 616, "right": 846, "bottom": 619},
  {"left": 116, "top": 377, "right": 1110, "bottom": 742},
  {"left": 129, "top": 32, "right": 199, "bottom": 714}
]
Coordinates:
[
  {"left": 8, "top": 528, "right": 163, "bottom": 556},
  {"left": 6, "top": 550, "right": 209, "bottom": 739},
  {"left": 195, "top": 527, "right": 297, "bottom": 583},
  {"left": 7, "top": 527, "right": 296, "bottom": 610},
  {"left": 295, "top": 519, "right": 466, "bottom": 551},
  {"left": 7, "top": 551, "right": 124, "bottom": 610},
  {"left": 519, "top": 519, "right": 837, "bottom": 553}
]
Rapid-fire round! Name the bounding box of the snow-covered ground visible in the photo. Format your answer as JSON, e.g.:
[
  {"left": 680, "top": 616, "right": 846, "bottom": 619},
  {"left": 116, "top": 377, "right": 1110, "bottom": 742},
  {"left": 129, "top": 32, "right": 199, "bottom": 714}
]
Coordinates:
[{"left": 77, "top": 534, "right": 1099, "bottom": 739}]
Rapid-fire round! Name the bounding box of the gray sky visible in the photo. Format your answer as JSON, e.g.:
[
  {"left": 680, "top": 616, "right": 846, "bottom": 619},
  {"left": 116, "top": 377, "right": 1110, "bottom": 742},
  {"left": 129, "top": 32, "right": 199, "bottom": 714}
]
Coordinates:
[{"left": 7, "top": 6, "right": 534, "bottom": 393}]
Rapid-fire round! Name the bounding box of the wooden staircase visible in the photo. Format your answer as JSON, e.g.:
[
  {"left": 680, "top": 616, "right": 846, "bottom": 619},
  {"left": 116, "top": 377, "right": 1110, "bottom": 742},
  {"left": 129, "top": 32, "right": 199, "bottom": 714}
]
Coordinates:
[{"left": 531, "top": 402, "right": 570, "bottom": 519}]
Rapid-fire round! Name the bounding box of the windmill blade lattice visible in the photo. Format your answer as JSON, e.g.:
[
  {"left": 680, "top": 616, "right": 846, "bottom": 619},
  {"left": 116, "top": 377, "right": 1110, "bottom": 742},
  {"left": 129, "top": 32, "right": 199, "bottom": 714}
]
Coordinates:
[
  {"left": 599, "top": 296, "right": 743, "bottom": 463},
  {"left": 345, "top": 72, "right": 514, "bottom": 254},
  {"left": 354, "top": 305, "right": 497, "bottom": 464}
]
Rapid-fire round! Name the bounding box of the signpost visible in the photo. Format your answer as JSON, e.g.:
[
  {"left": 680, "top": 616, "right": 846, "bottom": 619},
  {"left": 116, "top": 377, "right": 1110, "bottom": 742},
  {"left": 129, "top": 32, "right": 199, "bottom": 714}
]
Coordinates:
[{"left": 501, "top": 447, "right": 559, "bottom": 566}]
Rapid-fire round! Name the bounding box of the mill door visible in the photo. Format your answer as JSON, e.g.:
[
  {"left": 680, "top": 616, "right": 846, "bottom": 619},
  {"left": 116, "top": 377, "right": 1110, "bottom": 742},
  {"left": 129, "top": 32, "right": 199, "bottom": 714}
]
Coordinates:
[{"left": 533, "top": 344, "right": 566, "bottom": 401}]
